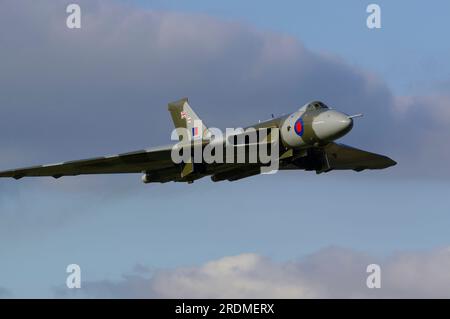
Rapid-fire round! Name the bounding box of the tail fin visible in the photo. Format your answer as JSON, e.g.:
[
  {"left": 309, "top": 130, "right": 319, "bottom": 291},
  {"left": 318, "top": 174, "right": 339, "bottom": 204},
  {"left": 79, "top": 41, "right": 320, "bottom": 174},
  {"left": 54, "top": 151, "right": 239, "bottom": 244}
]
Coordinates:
[{"left": 168, "top": 98, "right": 208, "bottom": 141}]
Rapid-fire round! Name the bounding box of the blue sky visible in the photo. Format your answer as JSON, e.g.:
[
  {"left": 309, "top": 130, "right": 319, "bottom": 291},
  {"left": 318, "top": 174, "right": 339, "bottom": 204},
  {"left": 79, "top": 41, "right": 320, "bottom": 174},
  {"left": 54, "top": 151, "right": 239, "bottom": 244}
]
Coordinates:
[
  {"left": 0, "top": 0, "right": 450, "bottom": 298},
  {"left": 2, "top": 175, "right": 450, "bottom": 297}
]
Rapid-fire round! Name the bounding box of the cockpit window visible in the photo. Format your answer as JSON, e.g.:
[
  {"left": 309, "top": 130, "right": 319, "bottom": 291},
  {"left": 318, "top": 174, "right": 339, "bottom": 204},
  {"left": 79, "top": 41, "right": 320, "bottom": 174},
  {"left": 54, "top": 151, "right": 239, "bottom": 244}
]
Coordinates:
[{"left": 306, "top": 101, "right": 329, "bottom": 111}]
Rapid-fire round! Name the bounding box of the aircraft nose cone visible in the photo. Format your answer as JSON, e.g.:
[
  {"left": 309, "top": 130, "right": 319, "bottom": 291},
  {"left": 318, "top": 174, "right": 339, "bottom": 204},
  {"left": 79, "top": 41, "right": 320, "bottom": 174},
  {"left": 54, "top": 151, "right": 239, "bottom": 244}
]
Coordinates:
[
  {"left": 312, "top": 111, "right": 353, "bottom": 141},
  {"left": 337, "top": 114, "right": 353, "bottom": 132}
]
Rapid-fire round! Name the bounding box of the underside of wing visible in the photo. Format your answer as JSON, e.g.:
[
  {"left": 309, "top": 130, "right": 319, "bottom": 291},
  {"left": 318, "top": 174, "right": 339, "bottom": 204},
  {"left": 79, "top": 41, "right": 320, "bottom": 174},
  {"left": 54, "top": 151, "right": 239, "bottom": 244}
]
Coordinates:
[
  {"left": 323, "top": 142, "right": 397, "bottom": 171},
  {"left": 0, "top": 145, "right": 176, "bottom": 179},
  {"left": 210, "top": 164, "right": 262, "bottom": 182}
]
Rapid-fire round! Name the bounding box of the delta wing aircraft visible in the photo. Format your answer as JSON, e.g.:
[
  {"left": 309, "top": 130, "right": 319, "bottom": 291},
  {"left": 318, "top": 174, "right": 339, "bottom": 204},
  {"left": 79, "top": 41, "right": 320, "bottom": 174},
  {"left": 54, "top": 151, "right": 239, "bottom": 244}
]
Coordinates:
[{"left": 0, "top": 99, "right": 396, "bottom": 183}]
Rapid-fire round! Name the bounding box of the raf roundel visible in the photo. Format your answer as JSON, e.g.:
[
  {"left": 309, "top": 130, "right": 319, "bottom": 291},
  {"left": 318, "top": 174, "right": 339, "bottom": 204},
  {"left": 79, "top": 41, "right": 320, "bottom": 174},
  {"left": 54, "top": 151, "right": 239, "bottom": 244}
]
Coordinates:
[{"left": 294, "top": 117, "right": 304, "bottom": 137}]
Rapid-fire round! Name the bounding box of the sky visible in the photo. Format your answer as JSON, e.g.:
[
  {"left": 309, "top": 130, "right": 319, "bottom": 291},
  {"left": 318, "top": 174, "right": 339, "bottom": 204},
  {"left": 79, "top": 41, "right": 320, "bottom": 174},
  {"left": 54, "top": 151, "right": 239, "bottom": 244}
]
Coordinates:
[{"left": 0, "top": 0, "right": 450, "bottom": 298}]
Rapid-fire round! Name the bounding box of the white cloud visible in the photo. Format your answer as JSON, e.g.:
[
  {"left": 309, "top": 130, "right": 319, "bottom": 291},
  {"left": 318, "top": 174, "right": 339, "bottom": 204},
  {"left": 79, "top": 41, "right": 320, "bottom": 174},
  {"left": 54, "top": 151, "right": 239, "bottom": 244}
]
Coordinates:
[{"left": 59, "top": 246, "right": 450, "bottom": 298}]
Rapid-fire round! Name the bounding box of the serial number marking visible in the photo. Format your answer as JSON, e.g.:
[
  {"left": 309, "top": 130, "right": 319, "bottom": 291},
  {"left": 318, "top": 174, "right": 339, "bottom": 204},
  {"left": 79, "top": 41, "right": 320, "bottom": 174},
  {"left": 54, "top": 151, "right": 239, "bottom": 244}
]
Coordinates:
[{"left": 219, "top": 303, "right": 275, "bottom": 314}]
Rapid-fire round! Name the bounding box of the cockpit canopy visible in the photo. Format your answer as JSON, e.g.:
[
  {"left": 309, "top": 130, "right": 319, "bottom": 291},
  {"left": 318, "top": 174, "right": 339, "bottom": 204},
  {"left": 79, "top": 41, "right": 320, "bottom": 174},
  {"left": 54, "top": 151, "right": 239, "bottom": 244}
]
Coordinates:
[{"left": 306, "top": 101, "right": 329, "bottom": 111}]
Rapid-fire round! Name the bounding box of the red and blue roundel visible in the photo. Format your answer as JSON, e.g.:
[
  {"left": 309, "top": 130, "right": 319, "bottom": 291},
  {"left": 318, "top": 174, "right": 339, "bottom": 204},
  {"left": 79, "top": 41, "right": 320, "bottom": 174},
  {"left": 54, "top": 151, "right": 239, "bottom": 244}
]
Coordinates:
[{"left": 294, "top": 117, "right": 304, "bottom": 136}]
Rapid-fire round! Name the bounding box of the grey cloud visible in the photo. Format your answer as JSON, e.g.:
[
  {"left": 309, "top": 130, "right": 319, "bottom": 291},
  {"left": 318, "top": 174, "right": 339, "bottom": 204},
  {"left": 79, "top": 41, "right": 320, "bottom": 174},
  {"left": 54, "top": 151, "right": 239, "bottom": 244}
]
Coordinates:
[
  {"left": 56, "top": 246, "right": 450, "bottom": 298},
  {"left": 0, "top": 0, "right": 448, "bottom": 179}
]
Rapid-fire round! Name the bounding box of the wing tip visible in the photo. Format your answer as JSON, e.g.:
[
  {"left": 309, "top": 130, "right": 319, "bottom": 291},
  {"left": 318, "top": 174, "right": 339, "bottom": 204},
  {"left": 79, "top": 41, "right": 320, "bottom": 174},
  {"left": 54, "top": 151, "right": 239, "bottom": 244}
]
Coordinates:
[{"left": 385, "top": 157, "right": 397, "bottom": 168}]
